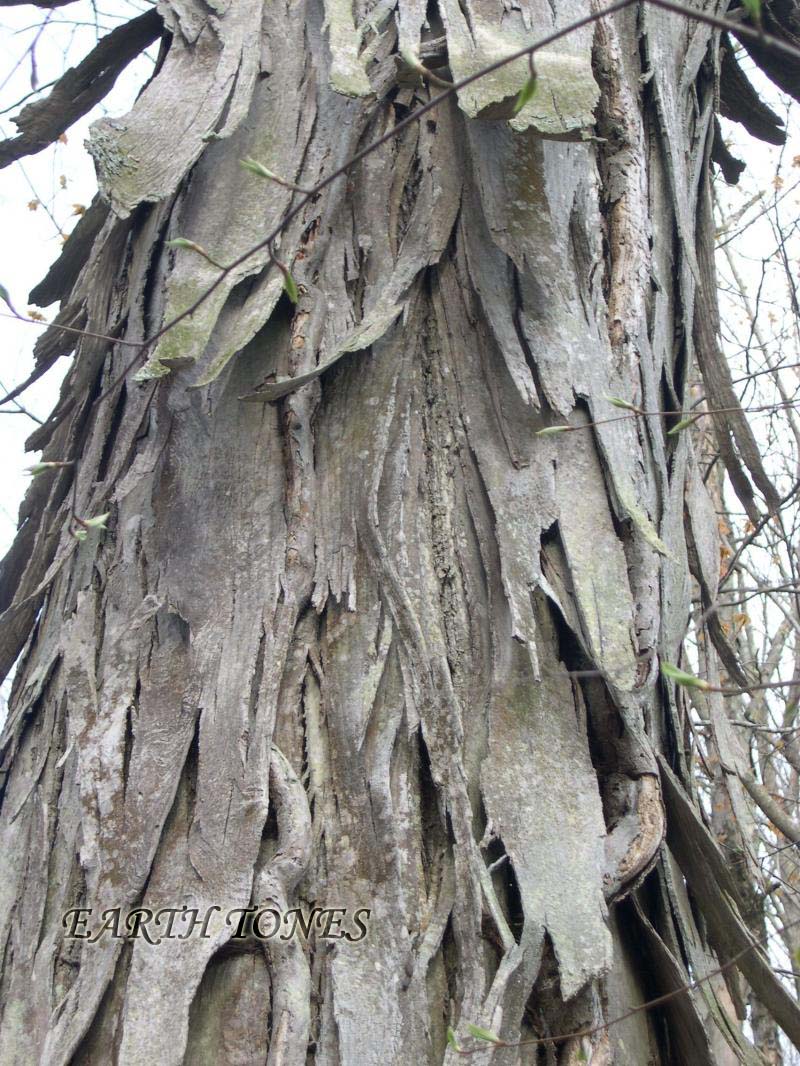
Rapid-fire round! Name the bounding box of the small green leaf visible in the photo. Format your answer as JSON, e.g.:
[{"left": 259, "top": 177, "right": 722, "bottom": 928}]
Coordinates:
[
  {"left": 512, "top": 74, "right": 538, "bottom": 115},
  {"left": 606, "top": 395, "right": 641, "bottom": 412},
  {"left": 661, "top": 662, "right": 710, "bottom": 691},
  {"left": 536, "top": 425, "right": 572, "bottom": 436},
  {"left": 466, "top": 1023, "right": 502, "bottom": 1044},
  {"left": 71, "top": 528, "right": 87, "bottom": 542},
  {"left": 446, "top": 1027, "right": 461, "bottom": 1052},
  {"left": 667, "top": 414, "right": 701, "bottom": 436},
  {"left": 241, "top": 157, "right": 276, "bottom": 181},
  {"left": 741, "top": 0, "right": 761, "bottom": 21},
  {"left": 283, "top": 270, "right": 299, "bottom": 304}
]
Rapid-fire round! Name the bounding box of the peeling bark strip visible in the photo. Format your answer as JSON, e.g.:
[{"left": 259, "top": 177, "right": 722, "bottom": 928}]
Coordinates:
[{"left": 0, "top": 0, "right": 791, "bottom": 1063}]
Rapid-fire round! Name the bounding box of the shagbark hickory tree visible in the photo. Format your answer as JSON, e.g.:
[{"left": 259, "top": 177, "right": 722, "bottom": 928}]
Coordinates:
[{"left": 1, "top": 0, "right": 799, "bottom": 1062}]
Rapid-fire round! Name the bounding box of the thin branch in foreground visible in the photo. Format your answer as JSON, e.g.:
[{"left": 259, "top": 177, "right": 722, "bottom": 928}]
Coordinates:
[{"left": 0, "top": 310, "right": 140, "bottom": 347}]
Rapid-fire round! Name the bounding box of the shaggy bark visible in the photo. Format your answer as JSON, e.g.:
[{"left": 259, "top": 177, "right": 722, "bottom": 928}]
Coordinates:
[{"left": 0, "top": 1, "right": 796, "bottom": 1063}]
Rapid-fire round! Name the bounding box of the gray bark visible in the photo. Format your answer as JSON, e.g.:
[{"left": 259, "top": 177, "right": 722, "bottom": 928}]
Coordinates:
[{"left": 0, "top": 1, "right": 793, "bottom": 1063}]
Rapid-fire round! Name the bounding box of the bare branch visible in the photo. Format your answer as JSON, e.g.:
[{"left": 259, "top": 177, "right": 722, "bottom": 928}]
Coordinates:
[{"left": 740, "top": 771, "right": 800, "bottom": 846}]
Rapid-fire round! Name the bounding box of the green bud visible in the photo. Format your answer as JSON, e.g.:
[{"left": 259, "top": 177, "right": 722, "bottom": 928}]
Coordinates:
[
  {"left": 661, "top": 662, "right": 710, "bottom": 690},
  {"left": 667, "top": 414, "right": 701, "bottom": 436},
  {"left": 283, "top": 270, "right": 299, "bottom": 304},
  {"left": 399, "top": 45, "right": 423, "bottom": 71},
  {"left": 26, "top": 461, "right": 72, "bottom": 477},
  {"left": 606, "top": 396, "right": 641, "bottom": 412},
  {"left": 82, "top": 512, "right": 110, "bottom": 530},
  {"left": 166, "top": 238, "right": 206, "bottom": 254},
  {"left": 536, "top": 425, "right": 571, "bottom": 436},
  {"left": 241, "top": 157, "right": 277, "bottom": 181},
  {"left": 0, "top": 282, "right": 20, "bottom": 317},
  {"left": 466, "top": 1023, "right": 501, "bottom": 1044}
]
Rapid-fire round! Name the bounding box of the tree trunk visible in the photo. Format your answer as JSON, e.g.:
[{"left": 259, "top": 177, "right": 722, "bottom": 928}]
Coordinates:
[{"left": 0, "top": 1, "right": 795, "bottom": 1063}]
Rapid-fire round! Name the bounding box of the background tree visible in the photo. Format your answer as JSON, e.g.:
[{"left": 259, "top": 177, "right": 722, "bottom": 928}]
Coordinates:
[{"left": 1, "top": 0, "right": 800, "bottom": 1063}]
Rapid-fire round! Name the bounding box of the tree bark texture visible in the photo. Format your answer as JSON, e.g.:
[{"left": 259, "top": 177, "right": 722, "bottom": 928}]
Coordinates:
[{"left": 0, "top": 1, "right": 794, "bottom": 1063}]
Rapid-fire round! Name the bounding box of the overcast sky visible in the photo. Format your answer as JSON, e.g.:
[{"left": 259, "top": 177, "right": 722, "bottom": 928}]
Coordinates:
[{"left": 0, "top": 1, "right": 154, "bottom": 555}]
